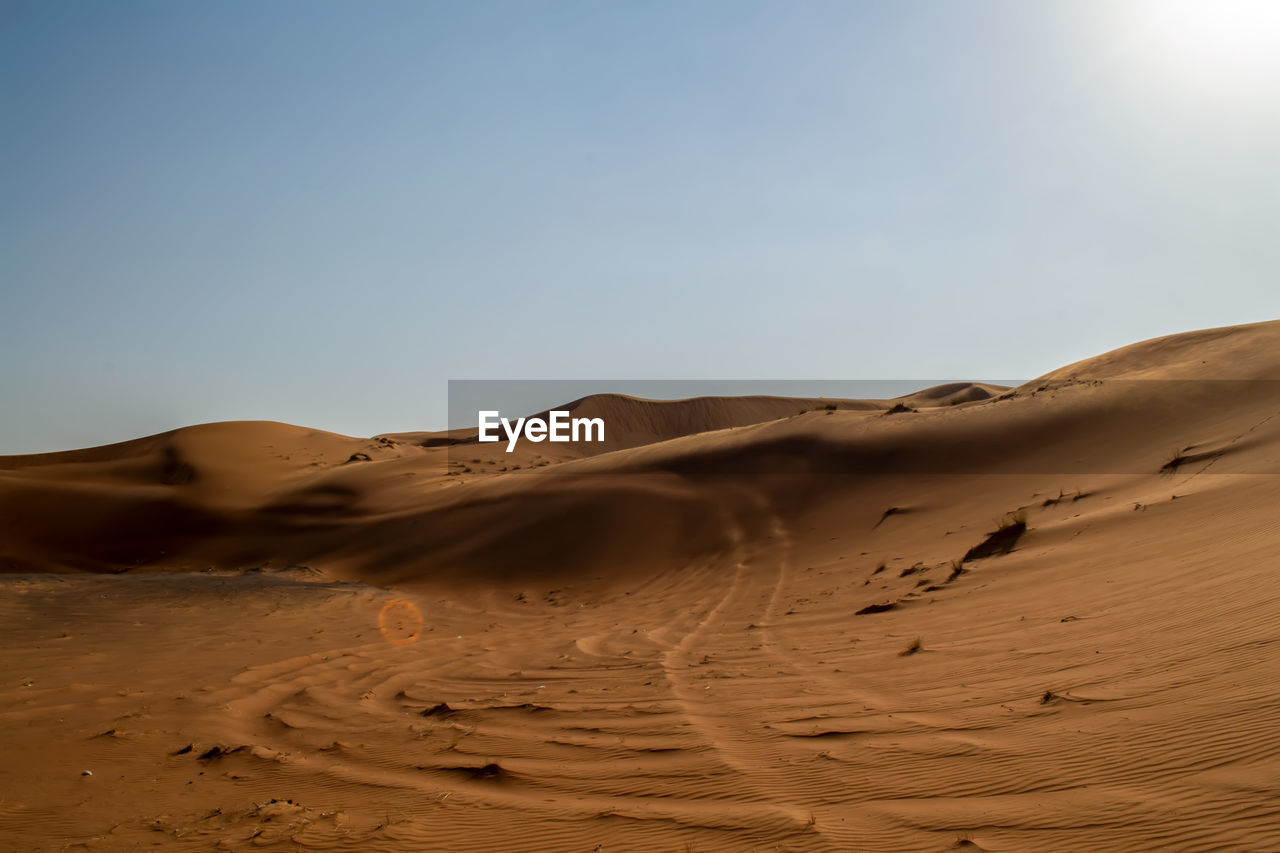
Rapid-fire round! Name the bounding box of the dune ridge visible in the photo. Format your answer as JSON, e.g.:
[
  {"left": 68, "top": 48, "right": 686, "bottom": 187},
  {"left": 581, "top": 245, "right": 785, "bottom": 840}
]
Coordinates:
[{"left": 382, "top": 383, "right": 1005, "bottom": 453}]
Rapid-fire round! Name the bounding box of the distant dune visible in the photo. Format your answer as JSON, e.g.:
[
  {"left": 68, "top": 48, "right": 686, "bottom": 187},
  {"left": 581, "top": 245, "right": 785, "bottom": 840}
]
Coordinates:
[
  {"left": 382, "top": 384, "right": 1003, "bottom": 453},
  {"left": 1, "top": 320, "right": 1278, "bottom": 852}
]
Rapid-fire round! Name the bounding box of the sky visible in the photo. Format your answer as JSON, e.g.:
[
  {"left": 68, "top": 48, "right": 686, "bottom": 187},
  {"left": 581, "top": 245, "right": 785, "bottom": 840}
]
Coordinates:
[{"left": 2, "top": 0, "right": 1278, "bottom": 453}]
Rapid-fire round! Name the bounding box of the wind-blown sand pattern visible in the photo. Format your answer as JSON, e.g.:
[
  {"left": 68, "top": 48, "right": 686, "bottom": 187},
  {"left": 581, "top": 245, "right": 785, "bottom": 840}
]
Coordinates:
[{"left": 2, "top": 320, "right": 1278, "bottom": 852}]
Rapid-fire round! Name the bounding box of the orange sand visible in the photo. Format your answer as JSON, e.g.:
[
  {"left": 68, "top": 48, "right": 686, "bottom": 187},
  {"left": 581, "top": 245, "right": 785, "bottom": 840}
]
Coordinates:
[{"left": 2, "top": 320, "right": 1278, "bottom": 851}]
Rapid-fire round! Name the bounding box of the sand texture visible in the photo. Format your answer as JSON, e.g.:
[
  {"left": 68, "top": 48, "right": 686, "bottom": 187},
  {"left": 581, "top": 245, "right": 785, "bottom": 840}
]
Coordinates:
[{"left": 2, "top": 320, "right": 1279, "bottom": 852}]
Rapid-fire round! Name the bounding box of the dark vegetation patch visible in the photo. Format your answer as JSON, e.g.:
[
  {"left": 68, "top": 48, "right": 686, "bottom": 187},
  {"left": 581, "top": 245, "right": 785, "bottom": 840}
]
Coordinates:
[
  {"left": 873, "top": 506, "right": 905, "bottom": 528},
  {"left": 197, "top": 745, "right": 246, "bottom": 762},
  {"left": 435, "top": 762, "right": 506, "bottom": 781},
  {"left": 883, "top": 403, "right": 916, "bottom": 415},
  {"left": 1042, "top": 489, "right": 1092, "bottom": 507},
  {"left": 1162, "top": 446, "right": 1221, "bottom": 473},
  {"left": 962, "top": 514, "right": 1027, "bottom": 561},
  {"left": 855, "top": 602, "right": 898, "bottom": 615},
  {"left": 1040, "top": 689, "right": 1095, "bottom": 705}
]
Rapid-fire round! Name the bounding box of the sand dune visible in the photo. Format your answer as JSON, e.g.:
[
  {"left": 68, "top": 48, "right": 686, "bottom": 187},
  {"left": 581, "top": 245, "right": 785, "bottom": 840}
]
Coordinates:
[
  {"left": 383, "top": 385, "right": 1002, "bottom": 455},
  {"left": 2, "top": 321, "right": 1279, "bottom": 851}
]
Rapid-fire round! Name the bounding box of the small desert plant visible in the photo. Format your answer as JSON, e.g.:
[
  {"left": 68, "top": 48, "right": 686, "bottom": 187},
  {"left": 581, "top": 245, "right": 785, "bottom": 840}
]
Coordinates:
[
  {"left": 996, "top": 510, "right": 1027, "bottom": 530},
  {"left": 874, "top": 506, "right": 903, "bottom": 527},
  {"left": 984, "top": 510, "right": 1028, "bottom": 535},
  {"left": 856, "top": 602, "right": 897, "bottom": 615},
  {"left": 822, "top": 403, "right": 838, "bottom": 411},
  {"left": 963, "top": 512, "right": 1028, "bottom": 561}
]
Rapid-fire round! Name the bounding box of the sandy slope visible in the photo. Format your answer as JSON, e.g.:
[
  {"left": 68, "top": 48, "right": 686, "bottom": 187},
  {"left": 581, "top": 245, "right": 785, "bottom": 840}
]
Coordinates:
[{"left": 1, "top": 321, "right": 1278, "bottom": 852}]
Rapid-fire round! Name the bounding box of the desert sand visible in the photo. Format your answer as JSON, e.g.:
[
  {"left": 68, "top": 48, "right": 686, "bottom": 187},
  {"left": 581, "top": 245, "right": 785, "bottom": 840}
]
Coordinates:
[{"left": 1, "top": 320, "right": 1278, "bottom": 852}]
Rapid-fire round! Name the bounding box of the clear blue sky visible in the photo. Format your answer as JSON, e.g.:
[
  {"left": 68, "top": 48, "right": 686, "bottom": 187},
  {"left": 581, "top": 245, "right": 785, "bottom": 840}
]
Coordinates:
[{"left": 3, "top": 0, "right": 1277, "bottom": 453}]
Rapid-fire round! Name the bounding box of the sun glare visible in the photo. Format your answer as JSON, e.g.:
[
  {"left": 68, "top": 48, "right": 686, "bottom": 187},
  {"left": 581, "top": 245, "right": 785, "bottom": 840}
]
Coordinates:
[{"left": 1128, "top": 0, "right": 1280, "bottom": 88}]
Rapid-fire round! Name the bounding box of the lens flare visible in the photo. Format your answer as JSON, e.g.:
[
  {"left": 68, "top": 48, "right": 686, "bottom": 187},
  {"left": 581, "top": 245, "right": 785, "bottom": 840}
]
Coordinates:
[{"left": 377, "top": 599, "right": 423, "bottom": 646}]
